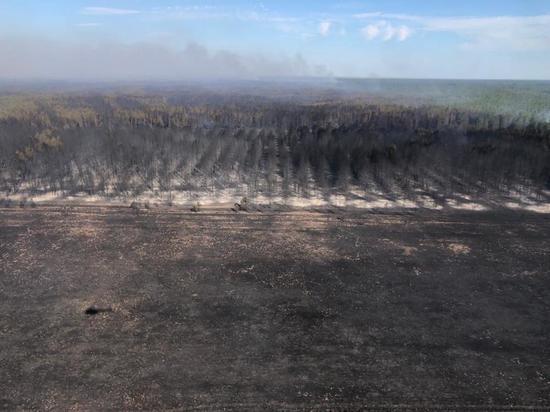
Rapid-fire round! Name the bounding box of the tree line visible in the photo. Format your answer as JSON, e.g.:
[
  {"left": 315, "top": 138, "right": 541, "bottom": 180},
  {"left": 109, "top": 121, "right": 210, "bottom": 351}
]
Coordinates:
[{"left": 1, "top": 93, "right": 549, "bottom": 201}]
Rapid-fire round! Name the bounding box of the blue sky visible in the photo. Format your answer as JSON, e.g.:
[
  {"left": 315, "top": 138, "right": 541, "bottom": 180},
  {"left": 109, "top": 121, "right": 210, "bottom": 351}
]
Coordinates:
[{"left": 1, "top": 1, "right": 549, "bottom": 80}]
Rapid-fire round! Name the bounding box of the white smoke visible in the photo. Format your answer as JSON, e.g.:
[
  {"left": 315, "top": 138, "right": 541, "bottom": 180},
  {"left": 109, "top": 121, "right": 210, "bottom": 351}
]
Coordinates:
[{"left": 0, "top": 35, "right": 330, "bottom": 81}]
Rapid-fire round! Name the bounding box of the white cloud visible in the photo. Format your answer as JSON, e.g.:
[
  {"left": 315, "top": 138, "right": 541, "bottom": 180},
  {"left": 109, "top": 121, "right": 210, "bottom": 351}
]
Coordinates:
[
  {"left": 360, "top": 21, "right": 411, "bottom": 41},
  {"left": 80, "top": 6, "right": 315, "bottom": 39},
  {"left": 82, "top": 7, "right": 140, "bottom": 16},
  {"left": 361, "top": 24, "right": 380, "bottom": 40},
  {"left": 148, "top": 7, "right": 308, "bottom": 36},
  {"left": 318, "top": 21, "right": 333, "bottom": 36},
  {"left": 423, "top": 15, "right": 550, "bottom": 50},
  {"left": 149, "top": 7, "right": 299, "bottom": 24},
  {"left": 397, "top": 25, "right": 412, "bottom": 41},
  {"left": 355, "top": 12, "right": 550, "bottom": 50}
]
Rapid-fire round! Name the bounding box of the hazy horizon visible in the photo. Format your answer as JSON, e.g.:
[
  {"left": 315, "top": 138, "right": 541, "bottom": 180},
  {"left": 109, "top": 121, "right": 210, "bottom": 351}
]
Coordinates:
[
  {"left": 2, "top": 77, "right": 550, "bottom": 86},
  {"left": 1, "top": 1, "right": 549, "bottom": 81}
]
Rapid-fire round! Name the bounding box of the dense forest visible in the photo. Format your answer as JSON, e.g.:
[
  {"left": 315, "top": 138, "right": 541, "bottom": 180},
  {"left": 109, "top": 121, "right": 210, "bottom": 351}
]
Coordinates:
[{"left": 1, "top": 84, "right": 549, "bottom": 206}]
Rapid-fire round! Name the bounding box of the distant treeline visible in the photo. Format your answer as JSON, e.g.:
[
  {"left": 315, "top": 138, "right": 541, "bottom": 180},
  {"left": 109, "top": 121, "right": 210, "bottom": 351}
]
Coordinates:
[{"left": 0, "top": 93, "right": 549, "bottom": 200}]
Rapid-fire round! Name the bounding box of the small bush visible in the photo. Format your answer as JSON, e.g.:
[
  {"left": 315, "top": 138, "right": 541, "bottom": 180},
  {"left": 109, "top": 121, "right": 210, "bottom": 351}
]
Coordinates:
[
  {"left": 130, "top": 201, "right": 141, "bottom": 214},
  {"left": 234, "top": 197, "right": 249, "bottom": 212}
]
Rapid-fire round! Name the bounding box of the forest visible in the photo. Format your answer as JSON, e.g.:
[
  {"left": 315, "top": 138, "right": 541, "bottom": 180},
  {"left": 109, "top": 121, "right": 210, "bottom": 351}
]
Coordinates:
[{"left": 1, "top": 81, "right": 549, "bottom": 206}]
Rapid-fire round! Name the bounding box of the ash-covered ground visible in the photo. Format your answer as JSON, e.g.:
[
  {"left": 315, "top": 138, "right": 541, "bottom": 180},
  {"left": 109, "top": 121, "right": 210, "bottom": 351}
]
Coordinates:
[{"left": 1, "top": 206, "right": 549, "bottom": 410}]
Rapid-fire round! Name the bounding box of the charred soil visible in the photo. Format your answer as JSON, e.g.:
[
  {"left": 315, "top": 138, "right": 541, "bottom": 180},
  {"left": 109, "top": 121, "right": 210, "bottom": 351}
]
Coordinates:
[{"left": 1, "top": 206, "right": 549, "bottom": 410}]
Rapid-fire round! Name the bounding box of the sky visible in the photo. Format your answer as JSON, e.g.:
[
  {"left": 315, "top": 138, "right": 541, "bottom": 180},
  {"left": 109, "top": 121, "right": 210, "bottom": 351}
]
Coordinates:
[{"left": 0, "top": 0, "right": 549, "bottom": 80}]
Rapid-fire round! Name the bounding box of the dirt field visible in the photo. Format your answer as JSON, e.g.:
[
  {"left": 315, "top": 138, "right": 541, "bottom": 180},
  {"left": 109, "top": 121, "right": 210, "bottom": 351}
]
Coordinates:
[{"left": 1, "top": 205, "right": 549, "bottom": 410}]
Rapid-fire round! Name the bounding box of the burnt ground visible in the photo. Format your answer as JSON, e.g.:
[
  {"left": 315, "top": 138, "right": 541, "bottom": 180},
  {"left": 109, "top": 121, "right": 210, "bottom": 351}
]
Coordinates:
[{"left": 0, "top": 205, "right": 549, "bottom": 411}]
